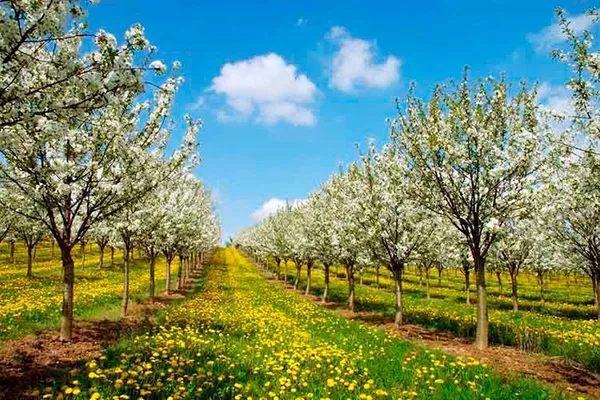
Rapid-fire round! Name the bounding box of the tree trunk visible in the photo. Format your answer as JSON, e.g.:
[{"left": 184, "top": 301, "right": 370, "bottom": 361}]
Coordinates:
[
  {"left": 183, "top": 256, "right": 188, "bottom": 282},
  {"left": 418, "top": 266, "right": 423, "bottom": 287},
  {"left": 538, "top": 272, "right": 545, "bottom": 303},
  {"left": 474, "top": 256, "right": 489, "bottom": 350},
  {"left": 10, "top": 239, "right": 15, "bottom": 264},
  {"left": 305, "top": 261, "right": 312, "bottom": 295},
  {"left": 99, "top": 245, "right": 105, "bottom": 268},
  {"left": 376, "top": 266, "right": 380, "bottom": 288},
  {"left": 110, "top": 246, "right": 115, "bottom": 266},
  {"left": 80, "top": 241, "right": 86, "bottom": 269},
  {"left": 149, "top": 255, "right": 156, "bottom": 300},
  {"left": 26, "top": 245, "right": 33, "bottom": 279},
  {"left": 177, "top": 255, "right": 184, "bottom": 290},
  {"left": 496, "top": 271, "right": 503, "bottom": 293},
  {"left": 346, "top": 264, "right": 355, "bottom": 312},
  {"left": 165, "top": 256, "right": 172, "bottom": 294},
  {"left": 510, "top": 271, "right": 519, "bottom": 312},
  {"left": 592, "top": 273, "right": 598, "bottom": 308},
  {"left": 60, "top": 246, "right": 75, "bottom": 341},
  {"left": 392, "top": 263, "right": 404, "bottom": 326},
  {"left": 283, "top": 260, "right": 288, "bottom": 284},
  {"left": 425, "top": 267, "right": 430, "bottom": 300},
  {"left": 323, "top": 263, "right": 330, "bottom": 303},
  {"left": 594, "top": 271, "right": 600, "bottom": 320},
  {"left": 275, "top": 257, "right": 281, "bottom": 280},
  {"left": 437, "top": 268, "right": 442, "bottom": 286},
  {"left": 121, "top": 246, "right": 130, "bottom": 317}
]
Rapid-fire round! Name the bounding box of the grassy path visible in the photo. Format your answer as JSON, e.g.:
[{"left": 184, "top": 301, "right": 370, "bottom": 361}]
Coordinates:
[{"left": 34, "top": 247, "right": 583, "bottom": 400}]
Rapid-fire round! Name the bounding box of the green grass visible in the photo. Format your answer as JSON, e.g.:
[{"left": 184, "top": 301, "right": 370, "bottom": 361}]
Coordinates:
[
  {"left": 274, "top": 261, "right": 600, "bottom": 372},
  {"left": 39, "top": 248, "right": 581, "bottom": 400},
  {"left": 0, "top": 240, "right": 180, "bottom": 340}
]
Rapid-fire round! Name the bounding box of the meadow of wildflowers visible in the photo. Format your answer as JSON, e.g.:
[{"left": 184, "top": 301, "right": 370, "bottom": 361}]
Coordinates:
[{"left": 37, "top": 248, "right": 581, "bottom": 400}]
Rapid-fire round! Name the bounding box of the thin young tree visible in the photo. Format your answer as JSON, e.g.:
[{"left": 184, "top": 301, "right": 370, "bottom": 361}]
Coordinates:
[
  {"left": 392, "top": 75, "right": 549, "bottom": 348},
  {"left": 352, "top": 143, "right": 431, "bottom": 325}
]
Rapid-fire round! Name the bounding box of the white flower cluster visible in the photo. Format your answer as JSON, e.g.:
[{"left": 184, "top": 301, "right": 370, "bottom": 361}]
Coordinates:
[{"left": 0, "top": 0, "right": 219, "bottom": 340}]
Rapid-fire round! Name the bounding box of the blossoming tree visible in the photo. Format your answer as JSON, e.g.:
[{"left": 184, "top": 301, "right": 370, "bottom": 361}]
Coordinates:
[
  {"left": 0, "top": 4, "right": 200, "bottom": 340},
  {"left": 391, "top": 76, "right": 550, "bottom": 348}
]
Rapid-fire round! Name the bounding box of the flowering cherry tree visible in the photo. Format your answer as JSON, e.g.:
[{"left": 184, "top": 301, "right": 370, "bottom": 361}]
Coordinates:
[
  {"left": 416, "top": 215, "right": 459, "bottom": 301},
  {"left": 10, "top": 200, "right": 48, "bottom": 279},
  {"left": 0, "top": 4, "right": 200, "bottom": 340},
  {"left": 353, "top": 143, "right": 431, "bottom": 325},
  {"left": 322, "top": 168, "right": 367, "bottom": 312},
  {"left": 547, "top": 7, "right": 600, "bottom": 319},
  {"left": 391, "top": 76, "right": 550, "bottom": 348},
  {"left": 88, "top": 221, "right": 111, "bottom": 268},
  {"left": 547, "top": 153, "right": 600, "bottom": 317},
  {"left": 306, "top": 191, "right": 339, "bottom": 301}
]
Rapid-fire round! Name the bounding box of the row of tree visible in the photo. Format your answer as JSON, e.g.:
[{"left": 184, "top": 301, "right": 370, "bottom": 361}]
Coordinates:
[
  {"left": 236, "top": 8, "right": 600, "bottom": 350},
  {"left": 0, "top": 1, "right": 220, "bottom": 340}
]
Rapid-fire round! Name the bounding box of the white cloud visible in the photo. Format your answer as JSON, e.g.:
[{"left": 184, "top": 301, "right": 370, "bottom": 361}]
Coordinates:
[
  {"left": 537, "top": 82, "right": 576, "bottom": 138},
  {"left": 296, "top": 18, "right": 305, "bottom": 27},
  {"left": 211, "top": 189, "right": 222, "bottom": 206},
  {"left": 251, "top": 198, "right": 306, "bottom": 222},
  {"left": 187, "top": 96, "right": 205, "bottom": 112},
  {"left": 259, "top": 102, "right": 315, "bottom": 126},
  {"left": 527, "top": 13, "right": 595, "bottom": 53},
  {"left": 209, "top": 53, "right": 317, "bottom": 126},
  {"left": 326, "top": 26, "right": 401, "bottom": 93},
  {"left": 537, "top": 82, "right": 573, "bottom": 118}
]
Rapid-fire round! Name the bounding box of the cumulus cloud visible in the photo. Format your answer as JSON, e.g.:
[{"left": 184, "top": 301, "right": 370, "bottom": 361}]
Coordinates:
[
  {"left": 210, "top": 189, "right": 222, "bottom": 206},
  {"left": 326, "top": 26, "right": 401, "bottom": 93},
  {"left": 251, "top": 198, "right": 306, "bottom": 222},
  {"left": 187, "top": 96, "right": 205, "bottom": 112},
  {"left": 537, "top": 82, "right": 573, "bottom": 118},
  {"left": 527, "top": 13, "right": 595, "bottom": 53},
  {"left": 536, "top": 82, "right": 577, "bottom": 138},
  {"left": 209, "top": 53, "right": 317, "bottom": 126}
]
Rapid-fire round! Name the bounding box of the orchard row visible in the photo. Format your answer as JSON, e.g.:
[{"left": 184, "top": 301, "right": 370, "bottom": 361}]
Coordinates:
[
  {"left": 0, "top": 1, "right": 220, "bottom": 340},
  {"left": 236, "top": 7, "right": 600, "bottom": 353}
]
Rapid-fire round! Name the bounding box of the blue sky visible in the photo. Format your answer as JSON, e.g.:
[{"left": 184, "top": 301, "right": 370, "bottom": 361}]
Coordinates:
[{"left": 87, "top": 0, "right": 594, "bottom": 241}]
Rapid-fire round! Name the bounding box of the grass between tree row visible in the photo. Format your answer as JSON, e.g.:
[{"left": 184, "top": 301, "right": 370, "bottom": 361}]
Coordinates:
[
  {"left": 362, "top": 266, "right": 597, "bottom": 317},
  {"left": 37, "top": 247, "right": 583, "bottom": 400},
  {"left": 0, "top": 241, "right": 179, "bottom": 339},
  {"left": 272, "top": 261, "right": 600, "bottom": 372}
]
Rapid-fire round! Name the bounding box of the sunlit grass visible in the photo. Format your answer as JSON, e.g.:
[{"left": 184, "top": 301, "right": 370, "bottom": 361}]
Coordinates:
[
  {"left": 276, "top": 261, "right": 600, "bottom": 371},
  {"left": 0, "top": 240, "right": 179, "bottom": 339},
  {"left": 39, "top": 248, "right": 578, "bottom": 400}
]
